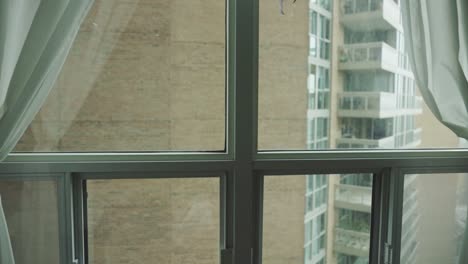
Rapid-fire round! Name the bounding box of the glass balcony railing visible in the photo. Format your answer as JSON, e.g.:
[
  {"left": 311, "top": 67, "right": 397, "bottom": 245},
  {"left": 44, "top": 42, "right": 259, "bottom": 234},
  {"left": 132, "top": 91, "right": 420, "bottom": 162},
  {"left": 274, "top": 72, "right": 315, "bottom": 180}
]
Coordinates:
[
  {"left": 342, "top": 0, "right": 381, "bottom": 14},
  {"left": 334, "top": 228, "right": 370, "bottom": 257},
  {"left": 339, "top": 42, "right": 398, "bottom": 72},
  {"left": 336, "top": 135, "right": 395, "bottom": 149},
  {"left": 339, "top": 93, "right": 423, "bottom": 119},
  {"left": 335, "top": 184, "right": 372, "bottom": 212},
  {"left": 339, "top": 91, "right": 396, "bottom": 118},
  {"left": 341, "top": 0, "right": 400, "bottom": 31}
]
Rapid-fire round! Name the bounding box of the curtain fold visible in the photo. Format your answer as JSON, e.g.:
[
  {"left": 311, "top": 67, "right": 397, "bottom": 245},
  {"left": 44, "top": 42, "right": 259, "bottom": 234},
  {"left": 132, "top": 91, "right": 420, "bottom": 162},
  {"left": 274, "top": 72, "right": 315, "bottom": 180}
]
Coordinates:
[
  {"left": 401, "top": 1, "right": 468, "bottom": 263},
  {"left": 401, "top": 0, "right": 468, "bottom": 139},
  {"left": 0, "top": 0, "right": 94, "bottom": 161}
]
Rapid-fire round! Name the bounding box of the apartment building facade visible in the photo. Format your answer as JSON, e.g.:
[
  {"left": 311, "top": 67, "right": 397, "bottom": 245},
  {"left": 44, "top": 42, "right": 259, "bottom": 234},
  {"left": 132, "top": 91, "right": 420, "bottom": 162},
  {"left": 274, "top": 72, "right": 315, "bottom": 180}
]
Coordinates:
[{"left": 306, "top": 0, "right": 422, "bottom": 263}]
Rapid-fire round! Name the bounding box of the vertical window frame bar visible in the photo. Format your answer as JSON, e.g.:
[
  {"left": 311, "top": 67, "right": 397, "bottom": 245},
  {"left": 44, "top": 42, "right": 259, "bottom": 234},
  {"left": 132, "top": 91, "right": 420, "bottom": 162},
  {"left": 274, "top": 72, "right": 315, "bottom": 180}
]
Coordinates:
[
  {"left": 231, "top": 0, "right": 259, "bottom": 262},
  {"left": 369, "top": 168, "right": 392, "bottom": 264},
  {"left": 72, "top": 175, "right": 86, "bottom": 264}
]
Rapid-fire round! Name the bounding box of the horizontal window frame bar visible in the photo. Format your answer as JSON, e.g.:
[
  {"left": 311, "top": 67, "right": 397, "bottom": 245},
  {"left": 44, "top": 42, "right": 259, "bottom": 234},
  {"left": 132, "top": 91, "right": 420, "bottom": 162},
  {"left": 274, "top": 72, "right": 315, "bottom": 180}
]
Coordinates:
[
  {"left": 5, "top": 149, "right": 468, "bottom": 163},
  {"left": 398, "top": 166, "right": 468, "bottom": 175},
  {"left": 254, "top": 159, "right": 468, "bottom": 175},
  {"left": 0, "top": 160, "right": 235, "bottom": 174},
  {"left": 257, "top": 149, "right": 468, "bottom": 160},
  {"left": 3, "top": 150, "right": 468, "bottom": 175},
  {"left": 78, "top": 171, "right": 225, "bottom": 180},
  {"left": 0, "top": 173, "right": 64, "bottom": 180},
  {"left": 5, "top": 152, "right": 232, "bottom": 163}
]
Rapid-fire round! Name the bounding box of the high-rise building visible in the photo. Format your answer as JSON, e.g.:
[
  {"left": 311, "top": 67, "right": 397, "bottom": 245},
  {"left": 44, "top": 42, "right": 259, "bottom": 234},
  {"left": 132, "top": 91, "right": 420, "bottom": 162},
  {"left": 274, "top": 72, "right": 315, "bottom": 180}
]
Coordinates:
[{"left": 306, "top": 0, "right": 426, "bottom": 264}]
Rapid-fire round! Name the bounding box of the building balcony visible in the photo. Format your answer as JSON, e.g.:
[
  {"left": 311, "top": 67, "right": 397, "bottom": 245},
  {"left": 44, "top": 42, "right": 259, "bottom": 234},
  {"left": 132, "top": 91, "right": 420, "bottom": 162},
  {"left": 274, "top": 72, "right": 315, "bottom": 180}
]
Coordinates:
[
  {"left": 338, "top": 92, "right": 423, "bottom": 118},
  {"left": 338, "top": 92, "right": 396, "bottom": 118},
  {"left": 334, "top": 228, "right": 370, "bottom": 257},
  {"left": 336, "top": 135, "right": 395, "bottom": 149},
  {"left": 339, "top": 42, "right": 399, "bottom": 72},
  {"left": 340, "top": 0, "right": 401, "bottom": 31},
  {"left": 335, "top": 184, "right": 372, "bottom": 212}
]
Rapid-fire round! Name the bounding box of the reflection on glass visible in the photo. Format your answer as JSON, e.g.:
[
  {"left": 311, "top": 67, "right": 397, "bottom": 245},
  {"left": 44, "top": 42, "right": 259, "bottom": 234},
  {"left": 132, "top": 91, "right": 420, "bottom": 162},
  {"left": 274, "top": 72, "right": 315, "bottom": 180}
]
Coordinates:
[
  {"left": 401, "top": 173, "right": 468, "bottom": 264},
  {"left": 263, "top": 174, "right": 373, "bottom": 264},
  {"left": 15, "top": 0, "right": 226, "bottom": 152},
  {"left": 259, "top": 0, "right": 463, "bottom": 150},
  {"left": 87, "top": 178, "right": 219, "bottom": 264},
  {"left": 0, "top": 179, "right": 60, "bottom": 264}
]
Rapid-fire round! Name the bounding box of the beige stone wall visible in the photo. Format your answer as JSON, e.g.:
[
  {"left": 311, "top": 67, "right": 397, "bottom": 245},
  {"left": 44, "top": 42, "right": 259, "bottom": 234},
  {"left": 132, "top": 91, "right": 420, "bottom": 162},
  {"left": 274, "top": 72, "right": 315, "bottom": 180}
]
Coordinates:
[
  {"left": 16, "top": 0, "right": 225, "bottom": 152},
  {"left": 258, "top": 2, "right": 308, "bottom": 263},
  {"left": 87, "top": 178, "right": 219, "bottom": 264},
  {"left": 258, "top": 0, "right": 308, "bottom": 150},
  {"left": 262, "top": 176, "right": 306, "bottom": 264}
]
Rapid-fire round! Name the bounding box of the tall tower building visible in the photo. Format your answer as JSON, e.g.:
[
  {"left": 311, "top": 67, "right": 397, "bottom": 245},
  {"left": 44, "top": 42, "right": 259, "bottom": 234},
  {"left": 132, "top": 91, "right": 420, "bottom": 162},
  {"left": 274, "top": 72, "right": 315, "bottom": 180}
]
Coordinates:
[{"left": 306, "top": 0, "right": 422, "bottom": 263}]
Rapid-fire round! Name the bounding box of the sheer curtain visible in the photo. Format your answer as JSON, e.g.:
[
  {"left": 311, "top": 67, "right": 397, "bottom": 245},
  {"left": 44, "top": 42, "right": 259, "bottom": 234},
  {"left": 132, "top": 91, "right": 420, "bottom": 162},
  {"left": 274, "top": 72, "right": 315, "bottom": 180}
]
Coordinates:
[
  {"left": 401, "top": 0, "right": 468, "bottom": 138},
  {"left": 0, "top": 0, "right": 93, "bottom": 263},
  {"left": 0, "top": 0, "right": 94, "bottom": 161},
  {"left": 401, "top": 1, "right": 468, "bottom": 263}
]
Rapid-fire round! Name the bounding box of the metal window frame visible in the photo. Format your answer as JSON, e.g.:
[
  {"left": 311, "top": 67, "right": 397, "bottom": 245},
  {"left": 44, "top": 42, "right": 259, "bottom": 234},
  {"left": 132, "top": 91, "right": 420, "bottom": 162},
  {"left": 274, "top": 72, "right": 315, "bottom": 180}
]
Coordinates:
[{"left": 0, "top": 0, "right": 468, "bottom": 263}]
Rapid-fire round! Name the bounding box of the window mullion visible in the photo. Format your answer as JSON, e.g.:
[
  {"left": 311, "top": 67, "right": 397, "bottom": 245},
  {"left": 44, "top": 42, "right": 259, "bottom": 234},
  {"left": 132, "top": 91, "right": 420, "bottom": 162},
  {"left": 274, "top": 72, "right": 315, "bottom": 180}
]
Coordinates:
[
  {"left": 390, "top": 168, "right": 405, "bottom": 264},
  {"left": 369, "top": 168, "right": 392, "bottom": 264},
  {"left": 231, "top": 0, "right": 259, "bottom": 264},
  {"left": 58, "top": 173, "right": 74, "bottom": 264}
]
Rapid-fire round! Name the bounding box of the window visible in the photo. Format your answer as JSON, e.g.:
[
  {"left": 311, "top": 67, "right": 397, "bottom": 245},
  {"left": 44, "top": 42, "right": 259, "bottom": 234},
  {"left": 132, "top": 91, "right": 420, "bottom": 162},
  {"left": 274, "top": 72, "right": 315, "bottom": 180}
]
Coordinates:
[
  {"left": 15, "top": 0, "right": 226, "bottom": 152},
  {"left": 86, "top": 177, "right": 220, "bottom": 264},
  {"left": 1, "top": 1, "right": 468, "bottom": 264},
  {"left": 399, "top": 172, "right": 468, "bottom": 264}
]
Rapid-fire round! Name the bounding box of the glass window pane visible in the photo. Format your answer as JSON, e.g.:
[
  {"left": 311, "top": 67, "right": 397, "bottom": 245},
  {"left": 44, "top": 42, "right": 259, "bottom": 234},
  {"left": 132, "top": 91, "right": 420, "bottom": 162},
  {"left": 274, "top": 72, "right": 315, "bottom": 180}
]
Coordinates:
[
  {"left": 259, "top": 0, "right": 464, "bottom": 150},
  {"left": 262, "top": 174, "right": 373, "bottom": 264},
  {"left": 87, "top": 177, "right": 220, "bottom": 264},
  {"left": 0, "top": 179, "right": 60, "bottom": 264},
  {"left": 15, "top": 0, "right": 226, "bottom": 152},
  {"left": 400, "top": 173, "right": 468, "bottom": 264}
]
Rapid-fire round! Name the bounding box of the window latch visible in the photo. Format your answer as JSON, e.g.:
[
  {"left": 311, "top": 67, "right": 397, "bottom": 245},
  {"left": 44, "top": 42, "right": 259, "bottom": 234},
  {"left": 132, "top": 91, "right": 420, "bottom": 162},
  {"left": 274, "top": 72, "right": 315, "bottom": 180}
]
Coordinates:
[{"left": 384, "top": 242, "right": 393, "bottom": 264}]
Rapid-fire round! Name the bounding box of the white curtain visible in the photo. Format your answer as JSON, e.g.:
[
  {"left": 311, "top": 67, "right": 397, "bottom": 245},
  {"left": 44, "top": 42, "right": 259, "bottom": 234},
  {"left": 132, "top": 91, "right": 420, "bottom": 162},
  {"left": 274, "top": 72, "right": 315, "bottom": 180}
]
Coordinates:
[
  {"left": 401, "top": 0, "right": 468, "bottom": 139},
  {"left": 401, "top": 1, "right": 468, "bottom": 263},
  {"left": 0, "top": 1, "right": 93, "bottom": 262},
  {"left": 0, "top": 0, "right": 94, "bottom": 161}
]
